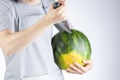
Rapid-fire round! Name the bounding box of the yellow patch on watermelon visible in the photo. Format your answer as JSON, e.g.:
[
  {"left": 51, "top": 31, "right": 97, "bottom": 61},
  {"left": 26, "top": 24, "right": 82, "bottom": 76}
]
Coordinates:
[{"left": 59, "top": 51, "right": 85, "bottom": 69}]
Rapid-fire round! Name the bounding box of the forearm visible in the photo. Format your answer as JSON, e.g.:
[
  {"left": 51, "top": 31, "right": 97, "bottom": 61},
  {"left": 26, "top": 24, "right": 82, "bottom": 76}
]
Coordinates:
[
  {"left": 1, "top": 16, "right": 52, "bottom": 56},
  {"left": 0, "top": 0, "right": 67, "bottom": 56}
]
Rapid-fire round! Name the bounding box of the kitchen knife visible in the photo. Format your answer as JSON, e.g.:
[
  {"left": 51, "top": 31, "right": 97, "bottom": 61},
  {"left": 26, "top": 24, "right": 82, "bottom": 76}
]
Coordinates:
[{"left": 53, "top": 2, "right": 73, "bottom": 33}]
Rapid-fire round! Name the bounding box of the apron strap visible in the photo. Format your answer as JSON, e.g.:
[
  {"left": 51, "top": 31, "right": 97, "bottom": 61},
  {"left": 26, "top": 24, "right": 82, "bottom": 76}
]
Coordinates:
[{"left": 11, "top": 1, "right": 20, "bottom": 32}]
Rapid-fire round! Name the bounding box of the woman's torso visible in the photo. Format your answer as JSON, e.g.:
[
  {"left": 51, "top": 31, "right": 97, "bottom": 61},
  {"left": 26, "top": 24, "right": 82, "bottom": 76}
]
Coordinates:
[{"left": 3, "top": 0, "right": 64, "bottom": 80}]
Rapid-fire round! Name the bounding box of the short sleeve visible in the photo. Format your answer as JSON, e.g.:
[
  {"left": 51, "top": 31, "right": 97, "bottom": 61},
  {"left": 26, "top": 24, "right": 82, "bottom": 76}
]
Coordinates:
[{"left": 0, "top": 1, "right": 14, "bottom": 32}]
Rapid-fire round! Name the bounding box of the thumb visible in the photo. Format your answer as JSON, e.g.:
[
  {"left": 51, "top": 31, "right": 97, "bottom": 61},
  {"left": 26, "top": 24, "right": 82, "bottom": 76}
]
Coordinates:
[{"left": 83, "top": 60, "right": 93, "bottom": 65}]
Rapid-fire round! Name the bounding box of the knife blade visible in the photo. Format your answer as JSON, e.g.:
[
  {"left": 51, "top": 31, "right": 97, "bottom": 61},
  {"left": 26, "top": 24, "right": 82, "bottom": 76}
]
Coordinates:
[{"left": 54, "top": 20, "right": 73, "bottom": 33}]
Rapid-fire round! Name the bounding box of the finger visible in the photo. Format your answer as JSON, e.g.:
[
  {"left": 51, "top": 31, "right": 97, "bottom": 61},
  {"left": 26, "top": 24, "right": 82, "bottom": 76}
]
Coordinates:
[
  {"left": 58, "top": 13, "right": 67, "bottom": 21},
  {"left": 73, "top": 62, "right": 87, "bottom": 73},
  {"left": 84, "top": 64, "right": 92, "bottom": 72},
  {"left": 59, "top": 10, "right": 67, "bottom": 18},
  {"left": 84, "top": 60, "right": 93, "bottom": 71},
  {"left": 66, "top": 68, "right": 77, "bottom": 74},
  {"left": 69, "top": 64, "right": 85, "bottom": 74},
  {"left": 56, "top": 3, "right": 66, "bottom": 11},
  {"left": 57, "top": 7, "right": 66, "bottom": 14},
  {"left": 84, "top": 60, "right": 93, "bottom": 65}
]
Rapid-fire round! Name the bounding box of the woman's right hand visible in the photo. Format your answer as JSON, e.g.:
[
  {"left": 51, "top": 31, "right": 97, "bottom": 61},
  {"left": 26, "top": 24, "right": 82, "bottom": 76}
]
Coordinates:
[{"left": 44, "top": 1, "right": 67, "bottom": 24}]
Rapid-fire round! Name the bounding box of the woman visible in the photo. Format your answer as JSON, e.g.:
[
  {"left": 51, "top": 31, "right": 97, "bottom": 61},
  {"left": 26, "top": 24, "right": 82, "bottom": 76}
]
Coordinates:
[{"left": 0, "top": 0, "right": 93, "bottom": 80}]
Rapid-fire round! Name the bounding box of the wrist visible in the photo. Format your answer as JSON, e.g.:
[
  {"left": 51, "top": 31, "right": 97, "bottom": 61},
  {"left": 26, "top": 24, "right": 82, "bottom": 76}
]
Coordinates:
[{"left": 42, "top": 15, "right": 54, "bottom": 26}]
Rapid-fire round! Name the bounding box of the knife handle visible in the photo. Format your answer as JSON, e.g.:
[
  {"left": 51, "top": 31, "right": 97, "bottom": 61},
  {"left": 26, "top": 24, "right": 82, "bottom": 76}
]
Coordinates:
[{"left": 53, "top": 2, "right": 62, "bottom": 9}]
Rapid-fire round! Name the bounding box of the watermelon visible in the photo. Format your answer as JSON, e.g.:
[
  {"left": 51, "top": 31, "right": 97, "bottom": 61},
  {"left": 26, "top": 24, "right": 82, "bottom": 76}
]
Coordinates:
[{"left": 51, "top": 29, "right": 91, "bottom": 70}]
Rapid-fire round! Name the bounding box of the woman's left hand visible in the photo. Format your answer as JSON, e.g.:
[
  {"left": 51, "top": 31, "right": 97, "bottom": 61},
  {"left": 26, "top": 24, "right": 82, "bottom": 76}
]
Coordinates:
[{"left": 66, "top": 60, "right": 93, "bottom": 75}]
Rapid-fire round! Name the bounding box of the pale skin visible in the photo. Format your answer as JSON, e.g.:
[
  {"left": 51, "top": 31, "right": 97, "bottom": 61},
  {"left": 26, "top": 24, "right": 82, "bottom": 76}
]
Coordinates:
[{"left": 0, "top": 0, "right": 93, "bottom": 75}]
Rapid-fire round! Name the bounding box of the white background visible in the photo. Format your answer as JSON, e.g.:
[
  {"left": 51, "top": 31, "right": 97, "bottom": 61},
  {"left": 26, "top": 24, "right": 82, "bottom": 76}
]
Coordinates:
[{"left": 0, "top": 0, "right": 120, "bottom": 80}]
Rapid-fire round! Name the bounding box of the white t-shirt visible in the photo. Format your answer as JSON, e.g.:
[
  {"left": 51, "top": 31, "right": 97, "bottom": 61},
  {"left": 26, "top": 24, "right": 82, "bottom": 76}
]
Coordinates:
[{"left": 0, "top": 0, "right": 64, "bottom": 80}]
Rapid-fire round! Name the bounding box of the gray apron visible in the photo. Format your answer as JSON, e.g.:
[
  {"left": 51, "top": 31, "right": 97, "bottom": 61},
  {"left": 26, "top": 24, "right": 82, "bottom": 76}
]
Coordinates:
[{"left": 3, "top": 0, "right": 64, "bottom": 80}]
